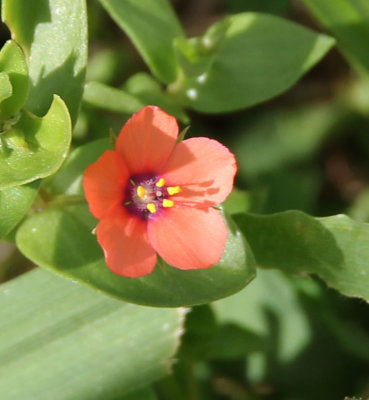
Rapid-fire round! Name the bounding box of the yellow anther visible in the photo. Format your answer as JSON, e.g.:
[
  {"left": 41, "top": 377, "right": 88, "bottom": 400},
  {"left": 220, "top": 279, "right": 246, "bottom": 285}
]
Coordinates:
[
  {"left": 136, "top": 185, "right": 146, "bottom": 198},
  {"left": 147, "top": 203, "right": 157, "bottom": 213},
  {"left": 167, "top": 186, "right": 181, "bottom": 196},
  {"left": 155, "top": 178, "right": 166, "bottom": 187},
  {"left": 162, "top": 199, "right": 174, "bottom": 208}
]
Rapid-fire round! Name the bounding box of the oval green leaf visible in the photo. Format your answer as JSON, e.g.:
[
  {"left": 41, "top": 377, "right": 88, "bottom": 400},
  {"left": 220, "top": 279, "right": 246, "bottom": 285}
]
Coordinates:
[
  {"left": 0, "top": 40, "right": 29, "bottom": 120},
  {"left": 99, "top": 0, "right": 184, "bottom": 84},
  {"left": 173, "top": 13, "right": 335, "bottom": 112},
  {"left": 0, "top": 268, "right": 185, "bottom": 399},
  {"left": 83, "top": 81, "right": 145, "bottom": 114},
  {"left": 0, "top": 95, "right": 71, "bottom": 189},
  {"left": 2, "top": 0, "right": 87, "bottom": 124},
  {"left": 16, "top": 205, "right": 256, "bottom": 307},
  {"left": 235, "top": 210, "right": 369, "bottom": 301}
]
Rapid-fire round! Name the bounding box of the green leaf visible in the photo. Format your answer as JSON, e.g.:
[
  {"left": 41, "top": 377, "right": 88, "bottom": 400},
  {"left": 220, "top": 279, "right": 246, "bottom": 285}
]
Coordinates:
[
  {"left": 0, "top": 72, "right": 12, "bottom": 102},
  {"left": 16, "top": 205, "right": 256, "bottom": 307},
  {"left": 122, "top": 388, "right": 158, "bottom": 400},
  {"left": 179, "top": 305, "right": 218, "bottom": 360},
  {"left": 222, "top": 188, "right": 250, "bottom": 215},
  {"left": 212, "top": 269, "right": 311, "bottom": 362},
  {"left": 86, "top": 47, "right": 129, "bottom": 85},
  {"left": 0, "top": 181, "right": 39, "bottom": 239},
  {"left": 2, "top": 0, "right": 87, "bottom": 124},
  {"left": 302, "top": 0, "right": 369, "bottom": 76},
  {"left": 0, "top": 40, "right": 29, "bottom": 120},
  {"left": 227, "top": 0, "right": 291, "bottom": 15},
  {"left": 172, "top": 13, "right": 335, "bottom": 112},
  {"left": 43, "top": 138, "right": 111, "bottom": 196},
  {"left": 348, "top": 189, "right": 369, "bottom": 223},
  {"left": 0, "top": 268, "right": 185, "bottom": 399},
  {"left": 123, "top": 73, "right": 190, "bottom": 123},
  {"left": 83, "top": 78, "right": 190, "bottom": 124},
  {"left": 234, "top": 211, "right": 369, "bottom": 301},
  {"left": 99, "top": 0, "right": 184, "bottom": 83},
  {"left": 83, "top": 81, "right": 146, "bottom": 114},
  {"left": 0, "top": 95, "right": 71, "bottom": 189}
]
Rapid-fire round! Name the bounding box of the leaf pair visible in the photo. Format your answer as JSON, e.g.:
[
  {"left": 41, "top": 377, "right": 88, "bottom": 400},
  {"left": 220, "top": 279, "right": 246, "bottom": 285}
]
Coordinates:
[{"left": 98, "top": 0, "right": 335, "bottom": 113}]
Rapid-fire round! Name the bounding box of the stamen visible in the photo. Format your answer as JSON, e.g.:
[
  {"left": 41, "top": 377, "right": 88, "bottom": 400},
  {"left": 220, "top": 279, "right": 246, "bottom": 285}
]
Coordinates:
[
  {"left": 156, "top": 178, "right": 166, "bottom": 187},
  {"left": 130, "top": 178, "right": 136, "bottom": 186},
  {"left": 136, "top": 185, "right": 146, "bottom": 198},
  {"left": 167, "top": 186, "right": 181, "bottom": 195},
  {"left": 162, "top": 199, "right": 174, "bottom": 208},
  {"left": 147, "top": 203, "right": 157, "bottom": 213}
]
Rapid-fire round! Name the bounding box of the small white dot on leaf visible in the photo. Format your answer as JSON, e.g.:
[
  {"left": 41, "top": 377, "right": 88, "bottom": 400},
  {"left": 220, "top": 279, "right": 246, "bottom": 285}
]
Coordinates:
[{"left": 186, "top": 88, "right": 197, "bottom": 99}]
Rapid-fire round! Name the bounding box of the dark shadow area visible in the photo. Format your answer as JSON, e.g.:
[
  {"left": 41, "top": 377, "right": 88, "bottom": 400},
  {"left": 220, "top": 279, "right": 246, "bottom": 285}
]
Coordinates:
[
  {"left": 203, "top": 298, "right": 368, "bottom": 400},
  {"left": 257, "top": 295, "right": 369, "bottom": 400}
]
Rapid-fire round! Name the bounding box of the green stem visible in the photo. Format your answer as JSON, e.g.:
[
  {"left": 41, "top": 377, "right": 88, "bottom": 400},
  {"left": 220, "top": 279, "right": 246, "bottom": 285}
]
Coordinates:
[{"left": 48, "top": 194, "right": 87, "bottom": 208}]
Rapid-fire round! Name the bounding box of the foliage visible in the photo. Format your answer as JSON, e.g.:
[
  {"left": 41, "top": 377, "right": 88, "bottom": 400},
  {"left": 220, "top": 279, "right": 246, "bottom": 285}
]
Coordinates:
[{"left": 1, "top": 0, "right": 369, "bottom": 398}]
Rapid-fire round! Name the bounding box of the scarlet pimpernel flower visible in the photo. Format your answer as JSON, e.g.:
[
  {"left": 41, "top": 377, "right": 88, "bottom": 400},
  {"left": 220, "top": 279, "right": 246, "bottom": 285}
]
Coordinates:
[{"left": 83, "top": 106, "right": 237, "bottom": 278}]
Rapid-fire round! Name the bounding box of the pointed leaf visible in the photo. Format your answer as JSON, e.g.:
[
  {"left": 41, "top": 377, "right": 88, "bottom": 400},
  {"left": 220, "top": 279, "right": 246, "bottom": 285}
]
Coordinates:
[
  {"left": 302, "top": 0, "right": 369, "bottom": 76},
  {"left": 0, "top": 268, "right": 185, "bottom": 399},
  {"left": 99, "top": 0, "right": 184, "bottom": 83},
  {"left": 173, "top": 13, "right": 335, "bottom": 112}
]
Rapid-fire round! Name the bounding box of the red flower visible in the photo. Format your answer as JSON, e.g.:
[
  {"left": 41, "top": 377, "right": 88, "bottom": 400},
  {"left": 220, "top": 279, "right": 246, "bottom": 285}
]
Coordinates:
[{"left": 83, "top": 106, "right": 237, "bottom": 278}]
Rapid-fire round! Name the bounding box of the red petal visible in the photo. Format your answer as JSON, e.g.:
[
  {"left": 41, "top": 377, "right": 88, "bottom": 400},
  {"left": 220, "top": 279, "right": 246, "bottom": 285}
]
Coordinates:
[
  {"left": 147, "top": 206, "right": 227, "bottom": 270},
  {"left": 116, "top": 106, "right": 178, "bottom": 175},
  {"left": 97, "top": 206, "right": 157, "bottom": 278},
  {"left": 160, "top": 138, "right": 237, "bottom": 207},
  {"left": 83, "top": 150, "right": 129, "bottom": 219}
]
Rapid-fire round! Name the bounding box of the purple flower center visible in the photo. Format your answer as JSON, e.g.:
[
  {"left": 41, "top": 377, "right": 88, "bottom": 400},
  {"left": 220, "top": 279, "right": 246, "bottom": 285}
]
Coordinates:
[{"left": 124, "top": 174, "right": 180, "bottom": 220}]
